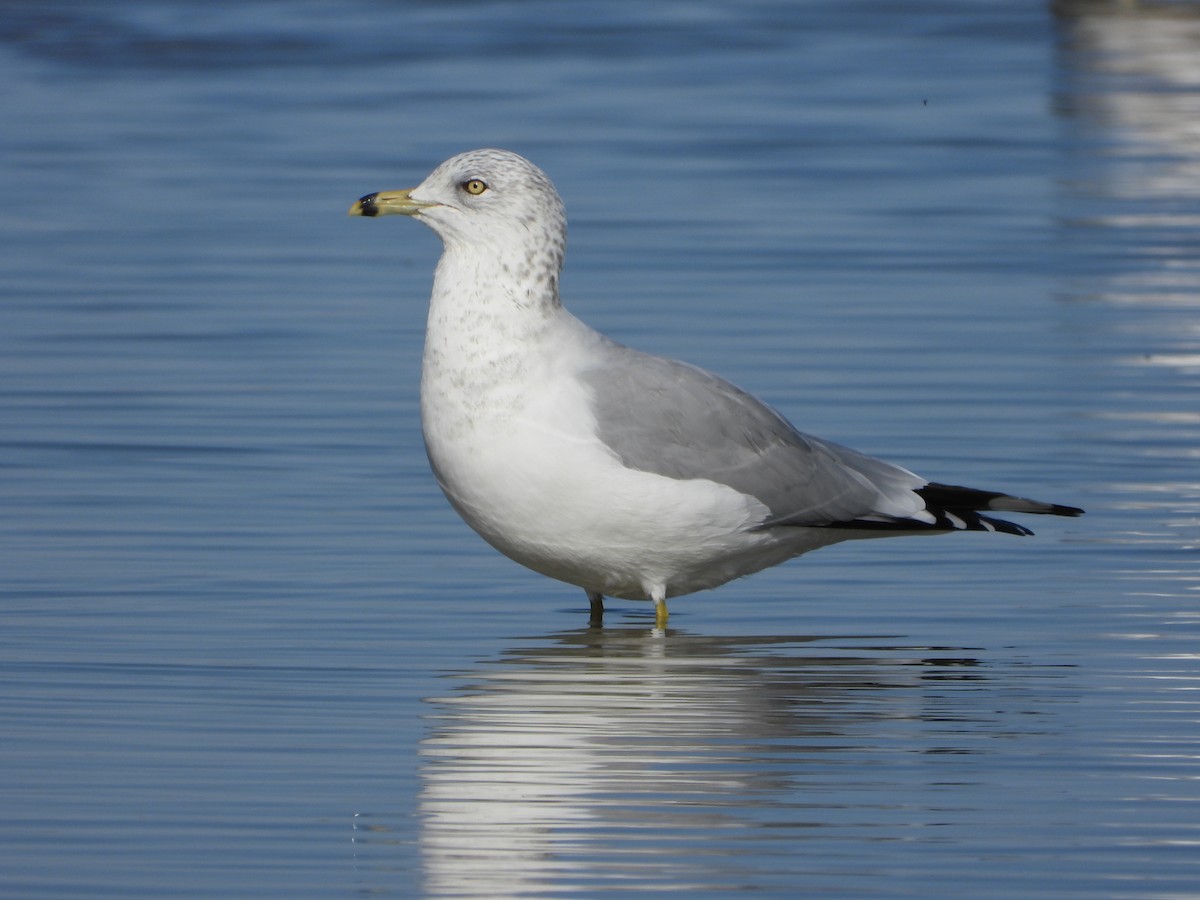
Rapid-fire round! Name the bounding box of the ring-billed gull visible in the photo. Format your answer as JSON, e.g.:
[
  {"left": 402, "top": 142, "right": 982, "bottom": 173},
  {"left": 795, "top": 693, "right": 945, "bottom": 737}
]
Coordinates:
[{"left": 349, "top": 149, "right": 1082, "bottom": 626}]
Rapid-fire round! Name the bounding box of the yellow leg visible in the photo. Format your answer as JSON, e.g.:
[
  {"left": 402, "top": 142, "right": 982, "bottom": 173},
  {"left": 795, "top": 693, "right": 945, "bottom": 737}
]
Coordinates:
[{"left": 653, "top": 595, "right": 669, "bottom": 628}]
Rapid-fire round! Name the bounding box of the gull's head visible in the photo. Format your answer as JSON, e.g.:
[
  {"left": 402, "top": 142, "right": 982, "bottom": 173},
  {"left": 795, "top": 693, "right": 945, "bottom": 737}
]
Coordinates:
[{"left": 349, "top": 149, "right": 567, "bottom": 262}]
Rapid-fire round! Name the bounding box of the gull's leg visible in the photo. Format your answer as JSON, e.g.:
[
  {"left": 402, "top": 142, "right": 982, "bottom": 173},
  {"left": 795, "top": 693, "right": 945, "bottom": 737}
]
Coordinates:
[
  {"left": 586, "top": 590, "right": 604, "bottom": 624},
  {"left": 650, "top": 586, "right": 669, "bottom": 628}
]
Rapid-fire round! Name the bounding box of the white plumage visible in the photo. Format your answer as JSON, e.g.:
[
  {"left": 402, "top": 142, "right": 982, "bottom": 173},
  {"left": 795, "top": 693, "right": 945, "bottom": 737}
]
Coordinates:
[{"left": 350, "top": 149, "right": 1082, "bottom": 625}]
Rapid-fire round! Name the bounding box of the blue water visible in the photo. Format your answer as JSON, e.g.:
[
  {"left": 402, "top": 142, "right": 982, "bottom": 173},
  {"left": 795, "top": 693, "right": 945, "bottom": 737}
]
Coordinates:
[{"left": 2, "top": 1, "right": 1198, "bottom": 897}]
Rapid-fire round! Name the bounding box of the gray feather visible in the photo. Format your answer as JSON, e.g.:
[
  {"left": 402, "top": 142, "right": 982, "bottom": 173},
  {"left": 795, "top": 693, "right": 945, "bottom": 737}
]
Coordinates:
[{"left": 579, "top": 344, "right": 923, "bottom": 527}]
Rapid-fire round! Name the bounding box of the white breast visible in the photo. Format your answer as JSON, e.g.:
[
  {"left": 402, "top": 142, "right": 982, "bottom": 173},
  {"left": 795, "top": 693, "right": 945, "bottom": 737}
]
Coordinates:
[{"left": 420, "top": 312, "right": 790, "bottom": 600}]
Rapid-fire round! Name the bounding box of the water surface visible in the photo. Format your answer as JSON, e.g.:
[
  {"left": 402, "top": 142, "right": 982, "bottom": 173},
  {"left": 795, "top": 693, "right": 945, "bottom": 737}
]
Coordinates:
[{"left": 1, "top": 1, "right": 1198, "bottom": 897}]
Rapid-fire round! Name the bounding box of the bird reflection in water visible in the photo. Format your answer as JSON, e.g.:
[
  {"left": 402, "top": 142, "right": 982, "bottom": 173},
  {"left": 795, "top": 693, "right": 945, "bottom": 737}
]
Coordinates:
[{"left": 410, "top": 624, "right": 999, "bottom": 897}]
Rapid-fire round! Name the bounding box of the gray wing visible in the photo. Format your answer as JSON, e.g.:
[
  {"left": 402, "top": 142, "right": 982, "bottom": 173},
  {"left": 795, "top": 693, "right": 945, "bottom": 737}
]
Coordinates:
[{"left": 578, "top": 344, "right": 926, "bottom": 527}]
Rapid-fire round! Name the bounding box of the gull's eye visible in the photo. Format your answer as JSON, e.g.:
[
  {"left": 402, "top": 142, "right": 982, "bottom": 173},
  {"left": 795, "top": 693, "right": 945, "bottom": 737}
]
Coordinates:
[{"left": 462, "top": 178, "right": 488, "bottom": 196}]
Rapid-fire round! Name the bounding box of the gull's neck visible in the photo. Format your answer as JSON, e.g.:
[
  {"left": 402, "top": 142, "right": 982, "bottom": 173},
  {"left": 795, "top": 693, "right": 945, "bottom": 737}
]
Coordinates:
[
  {"left": 421, "top": 238, "right": 566, "bottom": 432},
  {"left": 427, "top": 238, "right": 562, "bottom": 345}
]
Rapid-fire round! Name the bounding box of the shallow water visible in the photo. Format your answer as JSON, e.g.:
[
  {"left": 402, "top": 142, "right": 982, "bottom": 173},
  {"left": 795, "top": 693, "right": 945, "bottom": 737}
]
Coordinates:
[{"left": 1, "top": 1, "right": 1198, "bottom": 897}]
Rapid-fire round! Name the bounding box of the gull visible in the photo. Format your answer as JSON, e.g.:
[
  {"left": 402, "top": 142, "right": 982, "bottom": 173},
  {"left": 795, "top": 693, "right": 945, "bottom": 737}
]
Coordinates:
[{"left": 349, "top": 149, "right": 1082, "bottom": 627}]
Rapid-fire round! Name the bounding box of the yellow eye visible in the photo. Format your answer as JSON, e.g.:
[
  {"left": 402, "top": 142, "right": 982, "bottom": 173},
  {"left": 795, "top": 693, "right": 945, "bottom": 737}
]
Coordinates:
[{"left": 463, "top": 178, "right": 488, "bottom": 196}]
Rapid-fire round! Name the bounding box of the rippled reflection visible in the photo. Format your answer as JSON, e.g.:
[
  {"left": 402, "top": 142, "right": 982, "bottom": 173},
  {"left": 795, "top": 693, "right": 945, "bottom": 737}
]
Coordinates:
[
  {"left": 1054, "top": 1, "right": 1200, "bottom": 559},
  {"left": 414, "top": 625, "right": 1012, "bottom": 897},
  {"left": 1054, "top": 0, "right": 1200, "bottom": 311},
  {"left": 1054, "top": 3, "right": 1200, "bottom": 306},
  {"left": 1055, "top": 0, "right": 1200, "bottom": 203}
]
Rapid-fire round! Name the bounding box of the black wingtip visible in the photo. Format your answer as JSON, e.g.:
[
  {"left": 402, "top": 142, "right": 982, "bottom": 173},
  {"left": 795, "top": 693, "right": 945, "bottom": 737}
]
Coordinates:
[
  {"left": 819, "top": 485, "right": 1082, "bottom": 537},
  {"left": 1050, "top": 504, "right": 1085, "bottom": 517},
  {"left": 919, "top": 483, "right": 1083, "bottom": 518},
  {"left": 825, "top": 510, "right": 1035, "bottom": 536}
]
